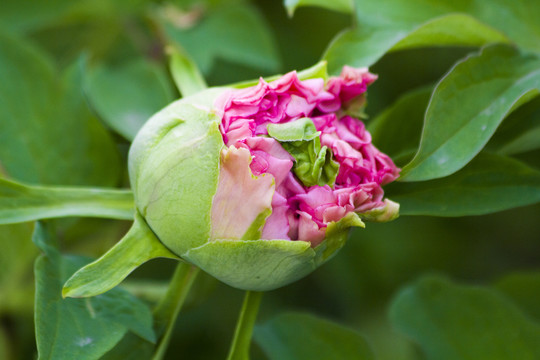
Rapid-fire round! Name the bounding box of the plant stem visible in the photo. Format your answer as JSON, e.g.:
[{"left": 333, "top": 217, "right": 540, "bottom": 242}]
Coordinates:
[
  {"left": 226, "top": 291, "right": 263, "bottom": 360},
  {"left": 152, "top": 261, "right": 199, "bottom": 360}
]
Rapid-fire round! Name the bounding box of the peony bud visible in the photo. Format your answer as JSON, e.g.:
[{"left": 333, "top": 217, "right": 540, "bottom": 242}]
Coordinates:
[
  {"left": 64, "top": 62, "right": 400, "bottom": 296},
  {"left": 128, "top": 63, "right": 399, "bottom": 291}
]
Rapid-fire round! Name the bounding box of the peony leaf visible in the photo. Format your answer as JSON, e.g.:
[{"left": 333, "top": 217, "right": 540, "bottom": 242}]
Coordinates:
[
  {"left": 85, "top": 59, "right": 174, "bottom": 141},
  {"left": 0, "top": 31, "right": 120, "bottom": 186},
  {"left": 34, "top": 222, "right": 156, "bottom": 360},
  {"left": 254, "top": 312, "right": 374, "bottom": 360},
  {"left": 387, "top": 153, "right": 540, "bottom": 216},
  {"left": 63, "top": 213, "right": 178, "bottom": 298},
  {"left": 324, "top": 13, "right": 510, "bottom": 73},
  {"left": 400, "top": 45, "right": 540, "bottom": 181},
  {"left": 0, "top": 177, "right": 134, "bottom": 224},
  {"left": 389, "top": 275, "right": 540, "bottom": 360}
]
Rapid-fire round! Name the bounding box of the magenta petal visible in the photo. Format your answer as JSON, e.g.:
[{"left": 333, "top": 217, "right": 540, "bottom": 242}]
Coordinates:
[{"left": 262, "top": 192, "right": 290, "bottom": 240}]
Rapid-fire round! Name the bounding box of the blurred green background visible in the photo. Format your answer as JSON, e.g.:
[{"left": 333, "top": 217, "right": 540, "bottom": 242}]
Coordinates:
[{"left": 1, "top": 0, "right": 539, "bottom": 359}]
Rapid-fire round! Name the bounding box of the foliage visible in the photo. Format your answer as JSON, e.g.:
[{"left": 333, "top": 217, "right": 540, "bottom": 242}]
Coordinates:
[{"left": 0, "top": 0, "right": 539, "bottom": 359}]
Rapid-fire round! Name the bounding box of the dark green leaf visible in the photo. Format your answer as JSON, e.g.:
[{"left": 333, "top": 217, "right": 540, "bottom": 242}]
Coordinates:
[
  {"left": 0, "top": 31, "right": 121, "bottom": 186},
  {"left": 86, "top": 59, "right": 174, "bottom": 141},
  {"left": 0, "top": 177, "right": 134, "bottom": 224},
  {"left": 387, "top": 153, "right": 540, "bottom": 216},
  {"left": 34, "top": 222, "right": 156, "bottom": 360},
  {"left": 495, "top": 272, "right": 540, "bottom": 322},
  {"left": 389, "top": 275, "right": 540, "bottom": 360},
  {"left": 161, "top": 4, "right": 279, "bottom": 74},
  {"left": 400, "top": 45, "right": 540, "bottom": 181},
  {"left": 487, "top": 96, "right": 540, "bottom": 155},
  {"left": 254, "top": 312, "right": 374, "bottom": 360},
  {"left": 368, "top": 85, "right": 432, "bottom": 165}
]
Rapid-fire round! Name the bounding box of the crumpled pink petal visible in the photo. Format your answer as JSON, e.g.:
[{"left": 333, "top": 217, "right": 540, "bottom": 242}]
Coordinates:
[{"left": 215, "top": 66, "right": 399, "bottom": 245}]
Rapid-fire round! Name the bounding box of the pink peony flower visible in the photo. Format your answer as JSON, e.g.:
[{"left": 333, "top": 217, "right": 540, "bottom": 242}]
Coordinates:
[{"left": 215, "top": 66, "right": 399, "bottom": 246}]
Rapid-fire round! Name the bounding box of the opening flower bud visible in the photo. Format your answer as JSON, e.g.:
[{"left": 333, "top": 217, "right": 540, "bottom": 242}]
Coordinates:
[
  {"left": 129, "top": 63, "right": 400, "bottom": 291},
  {"left": 63, "top": 62, "right": 400, "bottom": 297}
]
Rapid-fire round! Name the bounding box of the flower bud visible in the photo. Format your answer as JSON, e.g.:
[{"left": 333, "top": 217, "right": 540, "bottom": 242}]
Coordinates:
[{"left": 128, "top": 63, "right": 400, "bottom": 291}]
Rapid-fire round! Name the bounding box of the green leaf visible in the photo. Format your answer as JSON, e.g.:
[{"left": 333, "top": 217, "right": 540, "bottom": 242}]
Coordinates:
[
  {"left": 368, "top": 85, "right": 432, "bottom": 165},
  {"left": 495, "top": 272, "right": 540, "bottom": 322},
  {"left": 386, "top": 153, "right": 540, "bottom": 216},
  {"left": 389, "top": 275, "right": 540, "bottom": 360},
  {"left": 63, "top": 213, "right": 178, "bottom": 298},
  {"left": 268, "top": 118, "right": 339, "bottom": 187},
  {"left": 0, "top": 222, "right": 36, "bottom": 313},
  {"left": 86, "top": 59, "right": 174, "bottom": 141},
  {"left": 400, "top": 45, "right": 540, "bottom": 181},
  {"left": 324, "top": 0, "right": 540, "bottom": 73},
  {"left": 324, "top": 13, "right": 509, "bottom": 73},
  {"left": 0, "top": 177, "right": 134, "bottom": 224},
  {"left": 254, "top": 312, "right": 374, "bottom": 360},
  {"left": 284, "top": 0, "right": 353, "bottom": 16},
  {"left": 0, "top": 31, "right": 120, "bottom": 186},
  {"left": 161, "top": 4, "right": 279, "bottom": 74},
  {"left": 34, "top": 222, "right": 156, "bottom": 360},
  {"left": 168, "top": 47, "right": 208, "bottom": 97},
  {"left": 487, "top": 96, "right": 540, "bottom": 155}
]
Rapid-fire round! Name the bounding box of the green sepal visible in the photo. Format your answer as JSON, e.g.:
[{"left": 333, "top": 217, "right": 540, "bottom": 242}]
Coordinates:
[
  {"left": 182, "top": 213, "right": 364, "bottom": 291},
  {"left": 267, "top": 118, "right": 339, "bottom": 187},
  {"left": 182, "top": 239, "right": 316, "bottom": 291},
  {"left": 62, "top": 212, "right": 179, "bottom": 298},
  {"left": 242, "top": 208, "right": 273, "bottom": 240},
  {"left": 314, "top": 212, "right": 364, "bottom": 263},
  {"left": 358, "top": 199, "right": 400, "bottom": 222}
]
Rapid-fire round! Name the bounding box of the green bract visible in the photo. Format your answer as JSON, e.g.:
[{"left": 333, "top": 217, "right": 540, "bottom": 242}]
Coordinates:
[{"left": 63, "top": 62, "right": 367, "bottom": 296}]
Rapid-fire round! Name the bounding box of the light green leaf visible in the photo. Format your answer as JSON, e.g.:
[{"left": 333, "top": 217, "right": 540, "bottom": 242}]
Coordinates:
[
  {"left": 0, "top": 31, "right": 120, "bottom": 186},
  {"left": 86, "top": 59, "right": 174, "bottom": 141},
  {"left": 400, "top": 45, "right": 540, "bottom": 181},
  {"left": 161, "top": 4, "right": 279, "bottom": 74},
  {"left": 389, "top": 275, "right": 540, "bottom": 360},
  {"left": 368, "top": 85, "right": 432, "bottom": 165},
  {"left": 284, "top": 0, "right": 353, "bottom": 16},
  {"left": 386, "top": 153, "right": 540, "bottom": 216},
  {"left": 168, "top": 47, "right": 207, "bottom": 97},
  {"left": 268, "top": 118, "right": 339, "bottom": 187},
  {"left": 254, "top": 312, "right": 374, "bottom": 360},
  {"left": 63, "top": 213, "right": 178, "bottom": 298},
  {"left": 34, "top": 222, "right": 156, "bottom": 360},
  {"left": 487, "top": 96, "right": 540, "bottom": 155},
  {"left": 0, "top": 177, "right": 134, "bottom": 224},
  {"left": 324, "top": 13, "right": 509, "bottom": 73},
  {"left": 495, "top": 272, "right": 540, "bottom": 322}
]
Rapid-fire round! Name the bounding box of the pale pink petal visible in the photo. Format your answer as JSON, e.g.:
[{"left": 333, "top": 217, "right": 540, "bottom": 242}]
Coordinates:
[{"left": 211, "top": 146, "right": 275, "bottom": 240}]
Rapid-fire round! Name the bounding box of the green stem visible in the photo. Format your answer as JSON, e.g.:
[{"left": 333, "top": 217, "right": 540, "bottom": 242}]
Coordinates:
[
  {"left": 226, "top": 291, "right": 263, "bottom": 360},
  {"left": 152, "top": 261, "right": 200, "bottom": 360}
]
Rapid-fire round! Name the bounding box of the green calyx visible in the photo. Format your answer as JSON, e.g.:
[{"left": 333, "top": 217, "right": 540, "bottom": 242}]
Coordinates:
[{"left": 267, "top": 117, "right": 339, "bottom": 187}]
